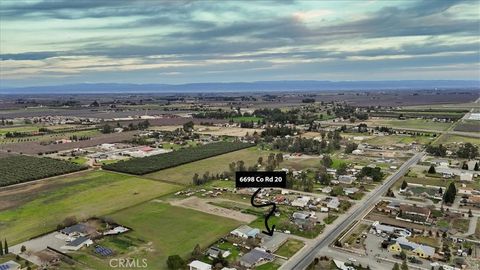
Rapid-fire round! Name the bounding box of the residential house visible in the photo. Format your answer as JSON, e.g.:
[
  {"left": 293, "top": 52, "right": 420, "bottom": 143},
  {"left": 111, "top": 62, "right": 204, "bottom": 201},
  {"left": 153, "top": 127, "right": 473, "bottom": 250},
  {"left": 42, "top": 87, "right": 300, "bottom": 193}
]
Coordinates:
[
  {"left": 230, "top": 225, "right": 260, "bottom": 239},
  {"left": 333, "top": 260, "right": 355, "bottom": 270},
  {"left": 388, "top": 237, "right": 435, "bottom": 259},
  {"left": 206, "top": 247, "right": 230, "bottom": 259},
  {"left": 239, "top": 248, "right": 275, "bottom": 268},
  {"left": 326, "top": 197, "right": 340, "bottom": 210},
  {"left": 343, "top": 187, "right": 359, "bottom": 196},
  {"left": 463, "top": 195, "right": 480, "bottom": 208},
  {"left": 62, "top": 236, "right": 93, "bottom": 251},
  {"left": 259, "top": 233, "right": 288, "bottom": 252},
  {"left": 60, "top": 224, "right": 89, "bottom": 238},
  {"left": 371, "top": 221, "right": 411, "bottom": 237},
  {"left": 188, "top": 260, "right": 212, "bottom": 270},
  {"left": 292, "top": 211, "right": 316, "bottom": 228},
  {"left": 460, "top": 172, "right": 473, "bottom": 182},
  {"left": 103, "top": 226, "right": 129, "bottom": 236},
  {"left": 291, "top": 196, "right": 311, "bottom": 208},
  {"left": 337, "top": 175, "right": 356, "bottom": 184}
]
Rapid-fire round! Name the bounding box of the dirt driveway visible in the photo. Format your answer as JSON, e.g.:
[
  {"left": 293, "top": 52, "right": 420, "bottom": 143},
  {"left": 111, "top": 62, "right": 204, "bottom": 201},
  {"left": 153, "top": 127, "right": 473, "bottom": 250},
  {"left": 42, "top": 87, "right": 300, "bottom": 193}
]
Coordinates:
[{"left": 169, "top": 196, "right": 257, "bottom": 223}]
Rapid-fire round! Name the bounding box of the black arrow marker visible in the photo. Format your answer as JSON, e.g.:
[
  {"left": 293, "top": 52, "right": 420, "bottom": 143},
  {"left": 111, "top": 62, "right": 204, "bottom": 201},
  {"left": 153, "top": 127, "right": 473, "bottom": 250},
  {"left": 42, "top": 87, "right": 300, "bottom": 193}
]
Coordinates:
[{"left": 251, "top": 188, "right": 276, "bottom": 236}]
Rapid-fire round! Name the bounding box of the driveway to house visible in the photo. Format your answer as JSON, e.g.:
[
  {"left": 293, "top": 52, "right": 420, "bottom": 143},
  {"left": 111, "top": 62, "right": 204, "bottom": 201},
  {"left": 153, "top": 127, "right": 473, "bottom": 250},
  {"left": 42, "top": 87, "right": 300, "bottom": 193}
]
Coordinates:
[{"left": 464, "top": 216, "right": 479, "bottom": 237}]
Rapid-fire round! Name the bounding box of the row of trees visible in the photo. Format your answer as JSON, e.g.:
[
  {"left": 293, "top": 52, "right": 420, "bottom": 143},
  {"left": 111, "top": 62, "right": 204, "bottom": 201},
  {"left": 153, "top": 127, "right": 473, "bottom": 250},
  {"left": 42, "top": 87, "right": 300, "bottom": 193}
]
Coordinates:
[
  {"left": 192, "top": 153, "right": 284, "bottom": 185},
  {"left": 427, "top": 143, "right": 478, "bottom": 159},
  {"left": 271, "top": 132, "right": 342, "bottom": 155},
  {"left": 105, "top": 142, "right": 252, "bottom": 175}
]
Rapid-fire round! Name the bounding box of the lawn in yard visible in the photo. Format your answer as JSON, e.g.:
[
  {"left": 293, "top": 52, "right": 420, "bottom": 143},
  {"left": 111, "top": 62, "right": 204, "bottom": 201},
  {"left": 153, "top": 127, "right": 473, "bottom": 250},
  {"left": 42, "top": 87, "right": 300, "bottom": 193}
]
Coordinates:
[
  {"left": 145, "top": 147, "right": 273, "bottom": 185},
  {"left": 0, "top": 170, "right": 180, "bottom": 244},
  {"left": 91, "top": 201, "right": 242, "bottom": 269},
  {"left": 281, "top": 156, "right": 321, "bottom": 171},
  {"left": 256, "top": 261, "right": 281, "bottom": 270},
  {"left": 275, "top": 239, "right": 305, "bottom": 258},
  {"left": 70, "top": 156, "right": 88, "bottom": 165}
]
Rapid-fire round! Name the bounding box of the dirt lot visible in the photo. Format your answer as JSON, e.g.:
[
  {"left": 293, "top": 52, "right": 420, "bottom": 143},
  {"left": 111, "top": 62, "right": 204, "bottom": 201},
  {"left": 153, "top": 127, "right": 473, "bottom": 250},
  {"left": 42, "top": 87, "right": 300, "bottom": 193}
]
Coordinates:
[{"left": 169, "top": 196, "right": 257, "bottom": 223}]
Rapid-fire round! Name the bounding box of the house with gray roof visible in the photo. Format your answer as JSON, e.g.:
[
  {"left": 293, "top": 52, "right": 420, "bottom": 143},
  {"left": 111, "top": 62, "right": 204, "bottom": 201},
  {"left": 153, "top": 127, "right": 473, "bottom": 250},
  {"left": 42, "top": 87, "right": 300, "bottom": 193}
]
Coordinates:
[
  {"left": 60, "top": 223, "right": 88, "bottom": 237},
  {"left": 239, "top": 248, "right": 275, "bottom": 268},
  {"left": 62, "top": 236, "right": 93, "bottom": 251}
]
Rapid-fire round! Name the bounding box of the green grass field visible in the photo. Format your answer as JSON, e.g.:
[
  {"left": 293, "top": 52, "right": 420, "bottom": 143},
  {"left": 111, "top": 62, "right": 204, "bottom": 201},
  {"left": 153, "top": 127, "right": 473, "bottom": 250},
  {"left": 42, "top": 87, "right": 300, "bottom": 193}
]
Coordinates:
[
  {"left": 229, "top": 116, "right": 263, "bottom": 122},
  {"left": 365, "top": 134, "right": 435, "bottom": 146},
  {"left": 275, "top": 239, "right": 304, "bottom": 258},
  {"left": 77, "top": 201, "right": 242, "bottom": 269},
  {"left": 0, "top": 171, "right": 180, "bottom": 244},
  {"left": 366, "top": 118, "right": 453, "bottom": 131},
  {"left": 434, "top": 134, "right": 480, "bottom": 146},
  {"left": 70, "top": 156, "right": 88, "bottom": 165},
  {"left": 145, "top": 147, "right": 273, "bottom": 185}
]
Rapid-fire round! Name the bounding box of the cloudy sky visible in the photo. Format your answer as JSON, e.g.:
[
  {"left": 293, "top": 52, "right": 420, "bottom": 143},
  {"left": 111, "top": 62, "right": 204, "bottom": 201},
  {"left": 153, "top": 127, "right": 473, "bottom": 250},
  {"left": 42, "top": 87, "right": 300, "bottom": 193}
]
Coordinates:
[{"left": 1, "top": 0, "right": 479, "bottom": 87}]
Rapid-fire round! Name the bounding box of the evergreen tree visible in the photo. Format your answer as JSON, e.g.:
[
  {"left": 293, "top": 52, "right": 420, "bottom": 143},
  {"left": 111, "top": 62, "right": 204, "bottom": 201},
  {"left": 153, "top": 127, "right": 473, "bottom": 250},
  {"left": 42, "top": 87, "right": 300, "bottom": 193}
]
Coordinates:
[
  {"left": 166, "top": 255, "right": 184, "bottom": 270},
  {"left": 0, "top": 240, "right": 3, "bottom": 256},
  {"left": 428, "top": 165, "right": 436, "bottom": 174},
  {"left": 191, "top": 244, "right": 202, "bottom": 259},
  {"left": 475, "top": 162, "right": 479, "bottom": 171},
  {"left": 3, "top": 239, "right": 7, "bottom": 254},
  {"left": 392, "top": 263, "right": 400, "bottom": 270},
  {"left": 443, "top": 182, "right": 457, "bottom": 204},
  {"left": 401, "top": 260, "right": 409, "bottom": 270},
  {"left": 401, "top": 180, "right": 408, "bottom": 190}
]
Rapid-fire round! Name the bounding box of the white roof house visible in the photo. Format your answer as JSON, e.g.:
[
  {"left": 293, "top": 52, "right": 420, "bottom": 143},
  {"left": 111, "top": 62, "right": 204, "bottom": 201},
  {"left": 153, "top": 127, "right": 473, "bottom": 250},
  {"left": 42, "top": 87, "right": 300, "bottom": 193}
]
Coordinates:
[
  {"left": 188, "top": 260, "right": 212, "bottom": 270},
  {"left": 231, "top": 225, "right": 260, "bottom": 239},
  {"left": 291, "top": 196, "right": 311, "bottom": 208},
  {"left": 327, "top": 197, "right": 340, "bottom": 210},
  {"left": 372, "top": 221, "right": 411, "bottom": 237},
  {"left": 460, "top": 172, "right": 473, "bottom": 182}
]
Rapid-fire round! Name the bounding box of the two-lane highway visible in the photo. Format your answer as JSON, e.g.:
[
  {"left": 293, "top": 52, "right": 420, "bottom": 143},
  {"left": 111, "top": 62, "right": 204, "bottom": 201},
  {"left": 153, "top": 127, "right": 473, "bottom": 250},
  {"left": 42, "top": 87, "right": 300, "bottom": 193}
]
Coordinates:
[{"left": 280, "top": 152, "right": 425, "bottom": 270}]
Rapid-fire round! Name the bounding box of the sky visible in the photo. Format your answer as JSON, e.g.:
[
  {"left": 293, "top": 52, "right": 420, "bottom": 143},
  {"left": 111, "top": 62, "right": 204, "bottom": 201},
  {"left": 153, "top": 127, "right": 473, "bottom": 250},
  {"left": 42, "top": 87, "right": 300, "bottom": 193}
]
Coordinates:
[{"left": 0, "top": 0, "right": 479, "bottom": 87}]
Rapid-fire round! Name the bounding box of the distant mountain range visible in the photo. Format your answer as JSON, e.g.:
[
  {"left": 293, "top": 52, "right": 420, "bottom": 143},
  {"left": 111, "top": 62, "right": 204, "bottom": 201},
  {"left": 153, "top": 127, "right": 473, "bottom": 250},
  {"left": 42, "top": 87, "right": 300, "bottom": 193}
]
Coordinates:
[{"left": 1, "top": 80, "right": 479, "bottom": 94}]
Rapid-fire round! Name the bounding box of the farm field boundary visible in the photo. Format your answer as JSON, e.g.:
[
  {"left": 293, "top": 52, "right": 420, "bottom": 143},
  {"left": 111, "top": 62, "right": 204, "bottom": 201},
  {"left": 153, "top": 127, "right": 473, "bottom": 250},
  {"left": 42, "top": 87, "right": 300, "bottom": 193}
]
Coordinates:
[{"left": 103, "top": 141, "right": 254, "bottom": 175}]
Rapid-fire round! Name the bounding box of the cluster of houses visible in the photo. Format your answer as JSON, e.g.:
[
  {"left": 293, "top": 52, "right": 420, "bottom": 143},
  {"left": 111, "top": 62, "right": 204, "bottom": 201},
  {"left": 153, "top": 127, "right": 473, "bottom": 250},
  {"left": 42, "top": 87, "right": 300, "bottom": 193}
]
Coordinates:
[
  {"left": 371, "top": 221, "right": 436, "bottom": 259},
  {"left": 376, "top": 200, "right": 431, "bottom": 225},
  {"left": 431, "top": 159, "right": 479, "bottom": 182},
  {"left": 188, "top": 224, "right": 291, "bottom": 269}
]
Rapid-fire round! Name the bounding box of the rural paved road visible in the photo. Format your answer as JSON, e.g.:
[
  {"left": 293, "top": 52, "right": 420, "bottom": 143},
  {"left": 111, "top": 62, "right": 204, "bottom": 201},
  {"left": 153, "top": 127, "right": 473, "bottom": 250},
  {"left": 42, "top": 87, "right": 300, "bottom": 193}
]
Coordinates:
[{"left": 280, "top": 152, "right": 425, "bottom": 270}]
